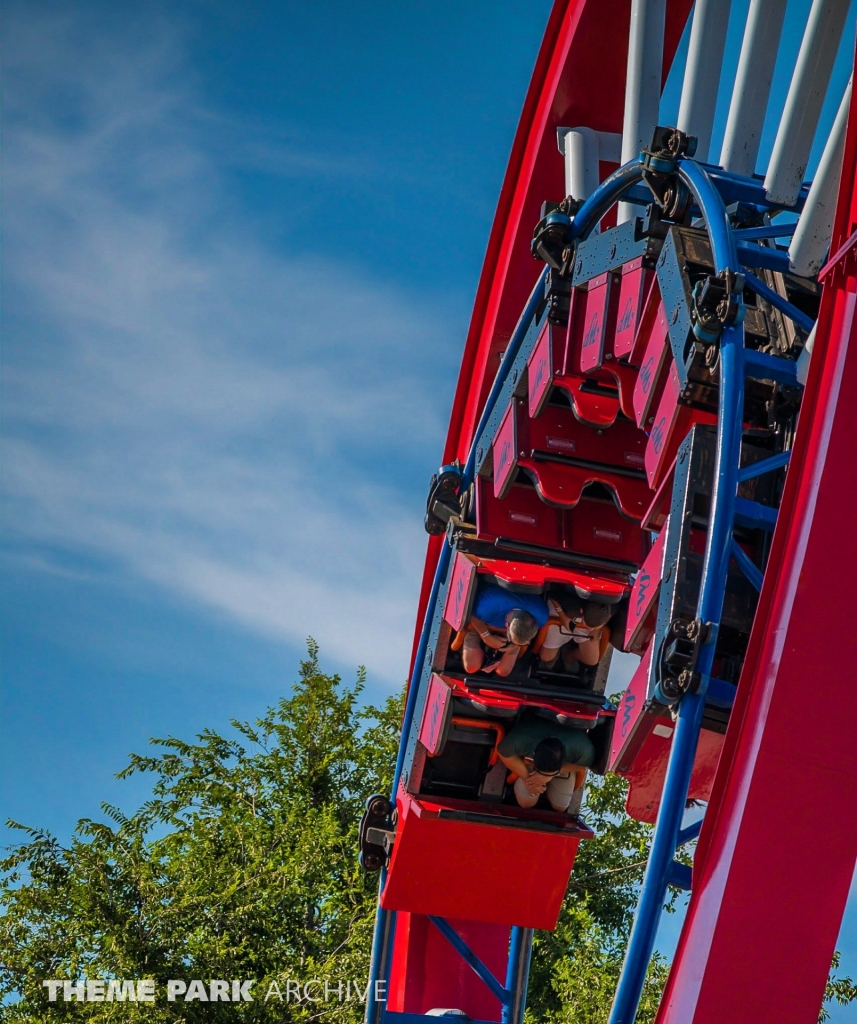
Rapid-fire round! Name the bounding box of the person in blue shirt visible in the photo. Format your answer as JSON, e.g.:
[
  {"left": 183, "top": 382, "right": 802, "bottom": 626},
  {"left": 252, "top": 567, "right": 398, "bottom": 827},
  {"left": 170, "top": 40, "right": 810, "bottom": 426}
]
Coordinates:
[{"left": 461, "top": 583, "right": 549, "bottom": 677}]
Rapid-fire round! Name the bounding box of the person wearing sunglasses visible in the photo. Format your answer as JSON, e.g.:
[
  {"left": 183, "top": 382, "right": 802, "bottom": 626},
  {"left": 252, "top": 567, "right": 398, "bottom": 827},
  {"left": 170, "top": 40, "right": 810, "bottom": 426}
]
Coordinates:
[
  {"left": 497, "top": 714, "right": 595, "bottom": 811},
  {"left": 461, "top": 582, "right": 550, "bottom": 678},
  {"left": 538, "top": 595, "right": 612, "bottom": 670}
]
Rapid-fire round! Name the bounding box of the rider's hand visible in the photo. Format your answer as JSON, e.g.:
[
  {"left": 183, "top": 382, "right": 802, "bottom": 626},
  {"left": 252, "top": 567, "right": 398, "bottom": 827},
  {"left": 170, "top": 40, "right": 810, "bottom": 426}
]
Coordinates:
[{"left": 525, "top": 772, "right": 549, "bottom": 794}]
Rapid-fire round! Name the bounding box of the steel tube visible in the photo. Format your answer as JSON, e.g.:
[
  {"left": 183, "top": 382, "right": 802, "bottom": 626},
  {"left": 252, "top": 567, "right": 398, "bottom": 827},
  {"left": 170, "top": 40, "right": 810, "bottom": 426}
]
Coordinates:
[
  {"left": 699, "top": 324, "right": 745, "bottom": 625},
  {"left": 676, "top": 818, "right": 704, "bottom": 847},
  {"left": 731, "top": 537, "right": 764, "bottom": 590},
  {"left": 572, "top": 159, "right": 646, "bottom": 240},
  {"left": 677, "top": 159, "right": 738, "bottom": 271},
  {"left": 563, "top": 127, "right": 601, "bottom": 202},
  {"left": 734, "top": 223, "right": 798, "bottom": 240},
  {"left": 677, "top": 0, "right": 732, "bottom": 162},
  {"left": 706, "top": 165, "right": 809, "bottom": 210},
  {"left": 619, "top": 0, "right": 667, "bottom": 222},
  {"left": 743, "top": 270, "right": 816, "bottom": 332},
  {"left": 789, "top": 75, "right": 853, "bottom": 276},
  {"left": 365, "top": 902, "right": 395, "bottom": 1024},
  {"left": 720, "top": 0, "right": 789, "bottom": 175},
  {"left": 764, "top": 0, "right": 851, "bottom": 206},
  {"left": 737, "top": 448, "right": 792, "bottom": 482},
  {"left": 736, "top": 241, "right": 792, "bottom": 272},
  {"left": 502, "top": 927, "right": 534, "bottom": 1024},
  {"left": 607, "top": 693, "right": 708, "bottom": 1024}
]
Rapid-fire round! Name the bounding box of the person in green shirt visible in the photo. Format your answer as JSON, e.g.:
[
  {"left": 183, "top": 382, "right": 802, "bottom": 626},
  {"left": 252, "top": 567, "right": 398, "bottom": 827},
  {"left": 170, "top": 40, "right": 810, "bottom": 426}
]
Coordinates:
[{"left": 497, "top": 715, "right": 594, "bottom": 811}]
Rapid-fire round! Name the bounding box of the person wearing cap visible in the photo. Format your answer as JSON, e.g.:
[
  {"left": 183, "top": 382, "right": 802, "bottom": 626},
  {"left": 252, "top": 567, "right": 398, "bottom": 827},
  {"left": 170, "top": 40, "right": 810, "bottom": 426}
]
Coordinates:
[
  {"left": 539, "top": 596, "right": 612, "bottom": 670},
  {"left": 461, "top": 583, "right": 550, "bottom": 678},
  {"left": 497, "top": 715, "right": 595, "bottom": 811}
]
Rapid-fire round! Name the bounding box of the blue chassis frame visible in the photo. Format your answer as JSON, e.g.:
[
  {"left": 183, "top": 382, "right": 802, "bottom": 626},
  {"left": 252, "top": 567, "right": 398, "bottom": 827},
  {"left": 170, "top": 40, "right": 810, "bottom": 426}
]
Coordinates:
[{"left": 364, "top": 151, "right": 810, "bottom": 1024}]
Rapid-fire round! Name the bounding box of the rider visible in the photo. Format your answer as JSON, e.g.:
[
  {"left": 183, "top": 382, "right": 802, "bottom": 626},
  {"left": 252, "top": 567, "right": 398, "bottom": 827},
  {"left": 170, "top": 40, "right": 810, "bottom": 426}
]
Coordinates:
[
  {"left": 461, "top": 582, "right": 550, "bottom": 677},
  {"left": 497, "top": 714, "right": 595, "bottom": 811},
  {"left": 538, "top": 596, "right": 612, "bottom": 669}
]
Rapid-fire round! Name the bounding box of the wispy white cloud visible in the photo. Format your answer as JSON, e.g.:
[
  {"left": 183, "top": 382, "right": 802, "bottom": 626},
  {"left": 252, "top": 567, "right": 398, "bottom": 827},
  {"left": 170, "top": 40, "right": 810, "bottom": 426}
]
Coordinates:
[{"left": 3, "top": 8, "right": 456, "bottom": 682}]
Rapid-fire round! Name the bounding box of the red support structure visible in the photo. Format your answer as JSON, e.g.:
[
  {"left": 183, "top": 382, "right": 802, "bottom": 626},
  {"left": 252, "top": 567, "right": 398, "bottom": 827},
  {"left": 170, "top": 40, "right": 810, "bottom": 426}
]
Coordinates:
[{"left": 388, "top": 914, "right": 509, "bottom": 1022}]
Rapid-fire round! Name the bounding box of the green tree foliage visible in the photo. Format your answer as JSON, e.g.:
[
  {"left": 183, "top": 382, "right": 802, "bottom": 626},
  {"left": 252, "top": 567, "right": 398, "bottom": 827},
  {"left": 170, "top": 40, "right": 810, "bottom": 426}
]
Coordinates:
[
  {"left": 0, "top": 644, "right": 854, "bottom": 1024},
  {"left": 821, "top": 953, "right": 857, "bottom": 1022},
  {"left": 0, "top": 643, "right": 400, "bottom": 1022}
]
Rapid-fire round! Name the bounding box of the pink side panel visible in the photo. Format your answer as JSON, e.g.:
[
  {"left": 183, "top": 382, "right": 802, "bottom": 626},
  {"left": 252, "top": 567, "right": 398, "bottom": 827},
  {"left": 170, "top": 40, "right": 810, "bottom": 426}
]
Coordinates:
[
  {"left": 625, "top": 528, "right": 666, "bottom": 650},
  {"left": 419, "top": 675, "right": 452, "bottom": 755},
  {"left": 443, "top": 552, "right": 477, "bottom": 632},
  {"left": 609, "top": 645, "right": 653, "bottom": 770},
  {"left": 492, "top": 403, "right": 518, "bottom": 498},
  {"left": 527, "top": 324, "right": 553, "bottom": 418},
  {"left": 614, "top": 259, "right": 649, "bottom": 360},
  {"left": 633, "top": 303, "right": 671, "bottom": 428},
  {"left": 579, "top": 273, "right": 611, "bottom": 372},
  {"left": 644, "top": 366, "right": 716, "bottom": 489}
]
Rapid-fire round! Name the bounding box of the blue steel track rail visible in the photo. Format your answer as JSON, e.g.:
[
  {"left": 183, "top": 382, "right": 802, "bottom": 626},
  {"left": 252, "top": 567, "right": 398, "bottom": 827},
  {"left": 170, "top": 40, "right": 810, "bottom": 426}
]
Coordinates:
[{"left": 364, "top": 150, "right": 812, "bottom": 1024}]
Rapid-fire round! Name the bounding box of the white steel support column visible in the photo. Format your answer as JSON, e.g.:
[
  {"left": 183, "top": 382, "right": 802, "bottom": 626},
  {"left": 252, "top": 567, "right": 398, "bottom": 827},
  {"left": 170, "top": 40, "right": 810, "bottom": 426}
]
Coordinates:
[
  {"left": 563, "top": 127, "right": 601, "bottom": 202},
  {"left": 790, "top": 76, "right": 853, "bottom": 276},
  {"left": 677, "top": 0, "right": 732, "bottom": 162},
  {"left": 557, "top": 128, "right": 622, "bottom": 232},
  {"left": 619, "top": 0, "right": 667, "bottom": 222},
  {"left": 720, "top": 0, "right": 789, "bottom": 175},
  {"left": 764, "top": 0, "right": 851, "bottom": 206}
]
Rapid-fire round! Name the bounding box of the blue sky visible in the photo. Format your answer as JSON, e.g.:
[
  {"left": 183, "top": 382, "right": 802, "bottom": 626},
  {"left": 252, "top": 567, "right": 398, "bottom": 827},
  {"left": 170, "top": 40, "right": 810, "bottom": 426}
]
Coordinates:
[
  {"left": 2, "top": 0, "right": 554, "bottom": 836},
  {"left": 2, "top": 0, "right": 856, "bottom": 1016}
]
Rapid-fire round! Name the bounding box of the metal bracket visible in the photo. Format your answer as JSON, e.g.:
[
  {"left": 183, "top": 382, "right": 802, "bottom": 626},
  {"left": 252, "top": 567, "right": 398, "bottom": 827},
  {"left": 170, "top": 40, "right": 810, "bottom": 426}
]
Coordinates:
[
  {"left": 530, "top": 201, "right": 575, "bottom": 272},
  {"left": 640, "top": 125, "right": 697, "bottom": 222},
  {"left": 424, "top": 466, "right": 463, "bottom": 536},
  {"left": 365, "top": 827, "right": 396, "bottom": 855},
  {"left": 659, "top": 618, "right": 711, "bottom": 702},
  {"left": 691, "top": 269, "right": 746, "bottom": 343},
  {"left": 359, "top": 795, "right": 396, "bottom": 872}
]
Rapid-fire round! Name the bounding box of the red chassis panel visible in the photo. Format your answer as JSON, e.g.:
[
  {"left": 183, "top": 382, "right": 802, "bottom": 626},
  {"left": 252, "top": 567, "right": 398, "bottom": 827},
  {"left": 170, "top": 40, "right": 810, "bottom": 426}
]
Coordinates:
[
  {"left": 448, "top": 550, "right": 630, "bottom": 601},
  {"left": 476, "top": 477, "right": 650, "bottom": 569},
  {"left": 387, "top": 914, "right": 509, "bottom": 1022},
  {"left": 381, "top": 787, "right": 590, "bottom": 929},
  {"left": 579, "top": 271, "right": 620, "bottom": 373},
  {"left": 609, "top": 649, "right": 724, "bottom": 823},
  {"left": 654, "top": 84, "right": 857, "bottom": 1024}
]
